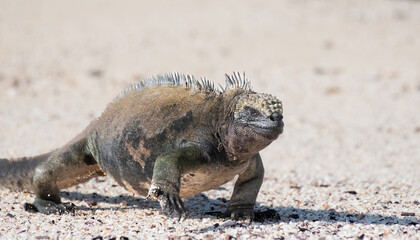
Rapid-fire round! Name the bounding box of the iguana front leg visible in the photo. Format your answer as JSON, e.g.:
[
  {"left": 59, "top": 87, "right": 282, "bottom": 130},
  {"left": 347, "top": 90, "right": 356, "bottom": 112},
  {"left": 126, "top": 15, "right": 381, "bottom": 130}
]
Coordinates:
[
  {"left": 224, "top": 153, "right": 264, "bottom": 220},
  {"left": 147, "top": 146, "right": 206, "bottom": 218}
]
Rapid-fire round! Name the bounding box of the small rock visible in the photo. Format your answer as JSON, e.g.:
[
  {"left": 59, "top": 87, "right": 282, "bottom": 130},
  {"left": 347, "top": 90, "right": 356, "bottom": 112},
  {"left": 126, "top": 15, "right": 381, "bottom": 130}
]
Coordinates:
[
  {"left": 325, "top": 86, "right": 341, "bottom": 95},
  {"left": 202, "top": 235, "right": 215, "bottom": 240},
  {"left": 323, "top": 40, "right": 334, "bottom": 50},
  {"left": 35, "top": 236, "right": 50, "bottom": 240},
  {"left": 314, "top": 66, "right": 325, "bottom": 75},
  {"left": 224, "top": 235, "right": 235, "bottom": 240},
  {"left": 344, "top": 191, "right": 357, "bottom": 195},
  {"left": 86, "top": 201, "right": 97, "bottom": 206},
  {"left": 89, "top": 69, "right": 104, "bottom": 78},
  {"left": 401, "top": 212, "right": 415, "bottom": 217}
]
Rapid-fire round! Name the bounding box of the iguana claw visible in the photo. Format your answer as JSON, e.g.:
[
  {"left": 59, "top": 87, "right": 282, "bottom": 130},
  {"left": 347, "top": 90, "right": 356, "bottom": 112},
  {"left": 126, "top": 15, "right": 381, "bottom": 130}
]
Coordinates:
[{"left": 147, "top": 186, "right": 188, "bottom": 220}]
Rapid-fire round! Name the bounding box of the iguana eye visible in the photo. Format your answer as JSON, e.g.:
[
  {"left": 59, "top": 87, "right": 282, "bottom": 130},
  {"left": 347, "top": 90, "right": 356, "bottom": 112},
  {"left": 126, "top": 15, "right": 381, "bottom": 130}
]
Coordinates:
[
  {"left": 237, "top": 107, "right": 262, "bottom": 119},
  {"left": 248, "top": 107, "right": 261, "bottom": 117}
]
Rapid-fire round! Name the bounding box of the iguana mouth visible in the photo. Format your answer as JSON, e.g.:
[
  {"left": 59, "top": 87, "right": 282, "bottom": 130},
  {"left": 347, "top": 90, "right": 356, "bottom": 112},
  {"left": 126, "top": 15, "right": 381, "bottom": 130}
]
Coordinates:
[{"left": 247, "top": 117, "right": 284, "bottom": 136}]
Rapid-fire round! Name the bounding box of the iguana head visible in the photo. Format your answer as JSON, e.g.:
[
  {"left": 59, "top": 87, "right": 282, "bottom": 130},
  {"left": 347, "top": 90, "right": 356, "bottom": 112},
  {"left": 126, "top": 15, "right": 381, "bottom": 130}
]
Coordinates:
[
  {"left": 219, "top": 73, "right": 284, "bottom": 159},
  {"left": 233, "top": 92, "right": 283, "bottom": 137}
]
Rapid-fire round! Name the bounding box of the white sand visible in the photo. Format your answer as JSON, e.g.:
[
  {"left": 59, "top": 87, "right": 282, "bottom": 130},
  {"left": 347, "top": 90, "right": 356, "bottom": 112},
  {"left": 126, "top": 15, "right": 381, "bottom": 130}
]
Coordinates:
[{"left": 1, "top": 0, "right": 419, "bottom": 239}]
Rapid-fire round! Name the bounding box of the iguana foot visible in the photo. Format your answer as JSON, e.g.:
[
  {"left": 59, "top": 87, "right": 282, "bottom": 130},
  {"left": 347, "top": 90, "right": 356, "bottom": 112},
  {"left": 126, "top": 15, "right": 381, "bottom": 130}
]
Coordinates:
[
  {"left": 207, "top": 205, "right": 254, "bottom": 221},
  {"left": 225, "top": 207, "right": 254, "bottom": 221},
  {"left": 24, "top": 198, "right": 77, "bottom": 214},
  {"left": 147, "top": 185, "right": 188, "bottom": 219}
]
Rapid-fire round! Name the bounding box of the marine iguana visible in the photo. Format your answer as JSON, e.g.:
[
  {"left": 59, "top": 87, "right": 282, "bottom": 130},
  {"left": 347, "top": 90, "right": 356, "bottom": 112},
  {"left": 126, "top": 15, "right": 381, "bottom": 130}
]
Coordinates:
[{"left": 0, "top": 72, "right": 283, "bottom": 220}]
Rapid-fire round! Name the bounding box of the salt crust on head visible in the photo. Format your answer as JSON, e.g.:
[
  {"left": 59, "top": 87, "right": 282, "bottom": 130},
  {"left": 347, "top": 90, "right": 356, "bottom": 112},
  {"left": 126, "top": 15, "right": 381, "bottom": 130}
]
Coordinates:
[{"left": 234, "top": 93, "right": 283, "bottom": 118}]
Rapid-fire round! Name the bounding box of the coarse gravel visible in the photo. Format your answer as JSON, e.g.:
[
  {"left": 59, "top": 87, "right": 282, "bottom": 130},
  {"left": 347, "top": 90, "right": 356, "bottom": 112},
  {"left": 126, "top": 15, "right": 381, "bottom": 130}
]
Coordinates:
[{"left": 1, "top": 0, "right": 419, "bottom": 239}]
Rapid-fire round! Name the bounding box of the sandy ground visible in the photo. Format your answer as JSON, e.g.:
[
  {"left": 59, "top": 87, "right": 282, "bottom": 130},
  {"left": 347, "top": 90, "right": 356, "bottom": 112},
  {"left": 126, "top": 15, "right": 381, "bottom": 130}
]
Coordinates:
[{"left": 1, "top": 0, "right": 419, "bottom": 239}]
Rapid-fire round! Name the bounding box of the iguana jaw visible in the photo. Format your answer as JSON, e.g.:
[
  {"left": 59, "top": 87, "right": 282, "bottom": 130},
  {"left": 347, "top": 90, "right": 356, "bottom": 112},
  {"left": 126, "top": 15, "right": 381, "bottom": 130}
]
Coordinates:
[{"left": 219, "top": 120, "right": 282, "bottom": 160}]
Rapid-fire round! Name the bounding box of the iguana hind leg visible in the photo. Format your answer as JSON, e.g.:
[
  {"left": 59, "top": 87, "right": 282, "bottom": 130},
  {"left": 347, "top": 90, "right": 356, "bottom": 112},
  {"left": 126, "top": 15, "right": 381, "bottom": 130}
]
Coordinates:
[{"left": 26, "top": 138, "right": 104, "bottom": 214}]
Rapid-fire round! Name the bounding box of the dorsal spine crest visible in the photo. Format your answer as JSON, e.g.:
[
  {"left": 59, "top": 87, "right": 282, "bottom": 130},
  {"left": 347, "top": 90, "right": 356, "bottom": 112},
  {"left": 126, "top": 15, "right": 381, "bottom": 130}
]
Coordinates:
[
  {"left": 224, "top": 72, "right": 252, "bottom": 91},
  {"left": 117, "top": 72, "right": 253, "bottom": 99}
]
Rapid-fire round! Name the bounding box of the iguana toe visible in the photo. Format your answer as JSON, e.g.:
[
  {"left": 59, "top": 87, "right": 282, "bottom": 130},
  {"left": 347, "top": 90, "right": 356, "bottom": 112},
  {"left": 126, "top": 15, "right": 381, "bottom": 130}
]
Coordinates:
[
  {"left": 227, "top": 205, "right": 255, "bottom": 221},
  {"left": 166, "top": 193, "right": 188, "bottom": 220},
  {"left": 228, "top": 208, "right": 254, "bottom": 222}
]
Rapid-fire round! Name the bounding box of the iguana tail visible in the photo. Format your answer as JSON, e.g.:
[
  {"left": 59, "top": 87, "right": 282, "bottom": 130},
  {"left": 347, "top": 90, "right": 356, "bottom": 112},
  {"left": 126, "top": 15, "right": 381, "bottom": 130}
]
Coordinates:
[{"left": 0, "top": 152, "right": 54, "bottom": 192}]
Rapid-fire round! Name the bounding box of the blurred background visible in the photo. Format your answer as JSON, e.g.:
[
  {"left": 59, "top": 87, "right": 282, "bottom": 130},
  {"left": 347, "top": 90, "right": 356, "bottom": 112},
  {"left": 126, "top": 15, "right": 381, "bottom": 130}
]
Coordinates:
[
  {"left": 0, "top": 0, "right": 419, "bottom": 186},
  {"left": 1, "top": 1, "right": 420, "bottom": 238}
]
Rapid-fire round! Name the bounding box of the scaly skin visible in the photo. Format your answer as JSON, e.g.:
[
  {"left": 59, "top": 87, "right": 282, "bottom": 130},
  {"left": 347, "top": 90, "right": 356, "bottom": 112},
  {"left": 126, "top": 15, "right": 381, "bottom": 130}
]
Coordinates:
[{"left": 0, "top": 72, "right": 284, "bottom": 220}]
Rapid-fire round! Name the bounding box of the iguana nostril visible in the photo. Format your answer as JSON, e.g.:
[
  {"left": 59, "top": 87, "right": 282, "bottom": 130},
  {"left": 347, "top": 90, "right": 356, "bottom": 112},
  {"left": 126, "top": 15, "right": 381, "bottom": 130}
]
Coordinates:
[{"left": 269, "top": 112, "right": 283, "bottom": 122}]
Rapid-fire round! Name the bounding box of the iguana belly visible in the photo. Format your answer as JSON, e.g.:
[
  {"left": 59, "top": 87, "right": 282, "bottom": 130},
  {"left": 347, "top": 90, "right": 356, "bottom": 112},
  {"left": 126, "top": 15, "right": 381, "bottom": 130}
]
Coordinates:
[
  {"left": 116, "top": 161, "right": 247, "bottom": 199},
  {"left": 178, "top": 162, "right": 249, "bottom": 198}
]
